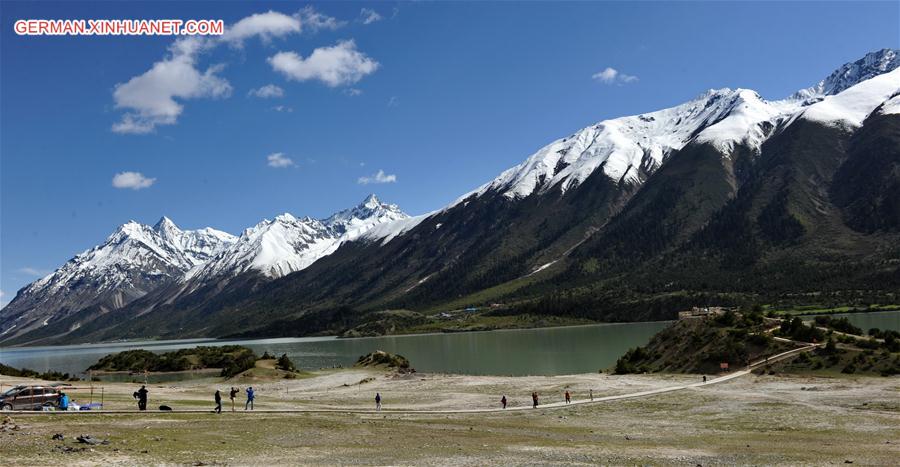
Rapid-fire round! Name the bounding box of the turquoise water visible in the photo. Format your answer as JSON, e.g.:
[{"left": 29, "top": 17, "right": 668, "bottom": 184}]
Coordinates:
[
  {"left": 805, "top": 310, "right": 900, "bottom": 333},
  {"left": 0, "top": 321, "right": 670, "bottom": 377}
]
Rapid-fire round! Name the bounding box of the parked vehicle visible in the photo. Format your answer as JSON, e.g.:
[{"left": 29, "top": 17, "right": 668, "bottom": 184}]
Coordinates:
[{"left": 0, "top": 385, "right": 63, "bottom": 411}]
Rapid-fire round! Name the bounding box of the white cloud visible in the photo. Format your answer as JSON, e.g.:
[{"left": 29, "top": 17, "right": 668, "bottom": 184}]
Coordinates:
[
  {"left": 387, "top": 96, "right": 399, "bottom": 107},
  {"left": 267, "top": 152, "right": 295, "bottom": 168},
  {"left": 248, "top": 84, "right": 285, "bottom": 98},
  {"left": 272, "top": 105, "right": 294, "bottom": 113},
  {"left": 112, "top": 39, "right": 231, "bottom": 134},
  {"left": 112, "top": 10, "right": 305, "bottom": 134},
  {"left": 343, "top": 88, "right": 363, "bottom": 97},
  {"left": 357, "top": 169, "right": 396, "bottom": 184},
  {"left": 269, "top": 40, "right": 379, "bottom": 87},
  {"left": 112, "top": 171, "right": 156, "bottom": 190},
  {"left": 359, "top": 8, "right": 383, "bottom": 25},
  {"left": 592, "top": 67, "right": 638, "bottom": 85},
  {"left": 298, "top": 5, "right": 345, "bottom": 32},
  {"left": 221, "top": 10, "right": 301, "bottom": 45}
]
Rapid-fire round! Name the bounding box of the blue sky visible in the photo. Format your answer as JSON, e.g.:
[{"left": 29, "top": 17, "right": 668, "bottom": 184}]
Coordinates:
[{"left": 1, "top": 1, "right": 898, "bottom": 304}]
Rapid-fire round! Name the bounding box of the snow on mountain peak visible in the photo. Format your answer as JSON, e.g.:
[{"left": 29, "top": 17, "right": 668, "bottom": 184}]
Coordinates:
[
  {"left": 274, "top": 212, "right": 298, "bottom": 223},
  {"left": 463, "top": 86, "right": 773, "bottom": 201},
  {"left": 187, "top": 195, "right": 409, "bottom": 281},
  {"left": 462, "top": 49, "right": 900, "bottom": 203},
  {"left": 796, "top": 66, "right": 900, "bottom": 128},
  {"left": 362, "top": 193, "right": 381, "bottom": 209},
  {"left": 154, "top": 215, "right": 178, "bottom": 230},
  {"left": 1, "top": 217, "right": 237, "bottom": 337},
  {"left": 796, "top": 48, "right": 900, "bottom": 99}
]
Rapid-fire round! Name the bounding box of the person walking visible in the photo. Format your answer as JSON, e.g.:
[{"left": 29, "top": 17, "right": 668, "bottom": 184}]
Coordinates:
[
  {"left": 564, "top": 390, "right": 571, "bottom": 404},
  {"left": 375, "top": 393, "right": 382, "bottom": 412},
  {"left": 702, "top": 375, "right": 707, "bottom": 383},
  {"left": 133, "top": 385, "right": 148, "bottom": 411},
  {"left": 589, "top": 389, "right": 593, "bottom": 401},
  {"left": 245, "top": 387, "right": 255, "bottom": 410},
  {"left": 532, "top": 392, "right": 539, "bottom": 408},
  {"left": 229, "top": 387, "right": 238, "bottom": 412},
  {"left": 500, "top": 395, "right": 507, "bottom": 409},
  {"left": 214, "top": 390, "right": 222, "bottom": 414}
]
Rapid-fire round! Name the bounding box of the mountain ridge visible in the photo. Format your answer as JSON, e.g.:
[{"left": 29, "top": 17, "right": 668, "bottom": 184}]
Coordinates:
[
  {"left": 3, "top": 49, "right": 899, "bottom": 345},
  {"left": 0, "top": 195, "right": 407, "bottom": 343}
]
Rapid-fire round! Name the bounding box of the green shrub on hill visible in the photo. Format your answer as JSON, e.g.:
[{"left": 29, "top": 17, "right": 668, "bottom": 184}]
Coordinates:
[
  {"left": 275, "top": 354, "right": 296, "bottom": 372},
  {"left": 813, "top": 316, "right": 864, "bottom": 335},
  {"left": 0, "top": 362, "right": 78, "bottom": 381},
  {"left": 777, "top": 317, "right": 826, "bottom": 343},
  {"left": 87, "top": 345, "right": 258, "bottom": 377},
  {"left": 355, "top": 350, "right": 411, "bottom": 370},
  {"left": 612, "top": 314, "right": 793, "bottom": 374}
]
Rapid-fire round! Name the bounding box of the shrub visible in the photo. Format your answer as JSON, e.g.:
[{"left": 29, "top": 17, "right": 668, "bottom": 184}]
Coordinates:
[
  {"left": 276, "top": 354, "right": 296, "bottom": 372},
  {"left": 824, "top": 338, "right": 837, "bottom": 354},
  {"left": 715, "top": 310, "right": 738, "bottom": 327},
  {"left": 814, "top": 316, "right": 864, "bottom": 335},
  {"left": 86, "top": 346, "right": 258, "bottom": 377}
]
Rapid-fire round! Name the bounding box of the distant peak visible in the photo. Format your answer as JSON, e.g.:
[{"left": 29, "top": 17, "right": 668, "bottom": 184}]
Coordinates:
[
  {"left": 796, "top": 48, "right": 900, "bottom": 99},
  {"left": 361, "top": 193, "right": 381, "bottom": 209},
  {"left": 273, "top": 212, "right": 298, "bottom": 223},
  {"left": 117, "top": 219, "right": 144, "bottom": 231},
  {"left": 154, "top": 216, "right": 176, "bottom": 228},
  {"left": 153, "top": 216, "right": 182, "bottom": 238}
]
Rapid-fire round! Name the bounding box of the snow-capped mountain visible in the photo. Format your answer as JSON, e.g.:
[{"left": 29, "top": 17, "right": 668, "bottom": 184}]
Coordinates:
[
  {"left": 0, "top": 218, "right": 236, "bottom": 340},
  {"left": 461, "top": 49, "right": 900, "bottom": 203},
  {"left": 185, "top": 195, "right": 408, "bottom": 283},
  {"left": 1, "top": 195, "right": 406, "bottom": 343},
  {"left": 4, "top": 49, "right": 899, "bottom": 345}
]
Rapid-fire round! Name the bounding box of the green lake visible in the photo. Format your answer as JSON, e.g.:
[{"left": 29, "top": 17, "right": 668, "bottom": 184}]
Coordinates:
[{"left": 0, "top": 321, "right": 670, "bottom": 377}]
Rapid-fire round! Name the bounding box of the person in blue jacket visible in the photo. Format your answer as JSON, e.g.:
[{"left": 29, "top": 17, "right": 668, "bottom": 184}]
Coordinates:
[
  {"left": 245, "top": 386, "right": 255, "bottom": 410},
  {"left": 58, "top": 392, "right": 69, "bottom": 411}
]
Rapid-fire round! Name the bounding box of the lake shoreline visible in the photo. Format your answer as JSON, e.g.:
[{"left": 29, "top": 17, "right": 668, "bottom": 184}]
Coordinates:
[{"left": 1, "top": 321, "right": 673, "bottom": 377}]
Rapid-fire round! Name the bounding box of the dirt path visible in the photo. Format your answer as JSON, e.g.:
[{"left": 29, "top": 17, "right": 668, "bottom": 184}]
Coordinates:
[{"left": 4, "top": 343, "right": 817, "bottom": 416}]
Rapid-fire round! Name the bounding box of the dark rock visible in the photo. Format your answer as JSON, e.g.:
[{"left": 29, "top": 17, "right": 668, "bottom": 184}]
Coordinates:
[{"left": 76, "top": 434, "right": 108, "bottom": 445}]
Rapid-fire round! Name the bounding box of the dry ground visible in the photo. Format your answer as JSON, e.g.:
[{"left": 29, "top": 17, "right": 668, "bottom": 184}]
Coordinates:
[{"left": 1, "top": 369, "right": 898, "bottom": 465}]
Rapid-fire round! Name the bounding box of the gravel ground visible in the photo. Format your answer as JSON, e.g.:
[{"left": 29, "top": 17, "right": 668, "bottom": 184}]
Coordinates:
[{"left": 1, "top": 371, "right": 898, "bottom": 465}]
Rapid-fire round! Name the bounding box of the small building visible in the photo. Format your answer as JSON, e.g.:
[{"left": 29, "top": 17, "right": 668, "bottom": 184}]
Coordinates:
[{"left": 678, "top": 306, "right": 727, "bottom": 320}]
